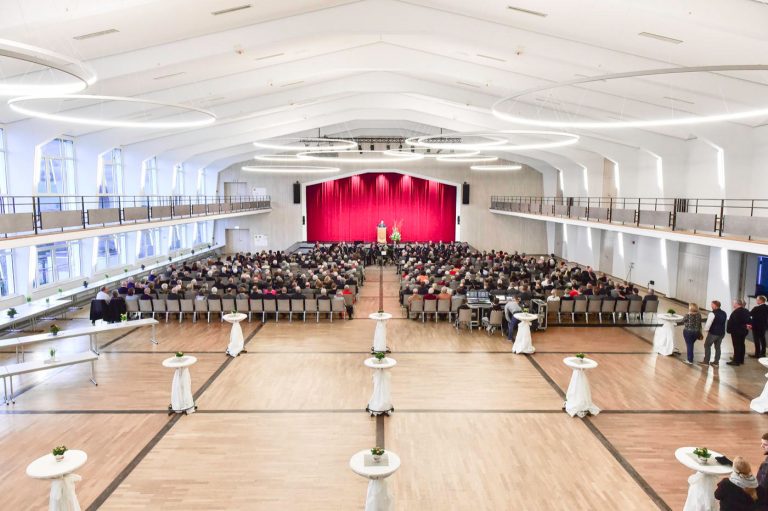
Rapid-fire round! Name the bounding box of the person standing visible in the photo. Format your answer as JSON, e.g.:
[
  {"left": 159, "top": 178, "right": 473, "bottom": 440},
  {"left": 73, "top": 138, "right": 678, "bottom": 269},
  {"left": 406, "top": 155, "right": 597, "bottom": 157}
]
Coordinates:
[
  {"left": 757, "top": 433, "right": 768, "bottom": 495},
  {"left": 504, "top": 295, "right": 522, "bottom": 341},
  {"left": 751, "top": 296, "right": 768, "bottom": 358},
  {"left": 681, "top": 303, "right": 702, "bottom": 365},
  {"left": 700, "top": 300, "right": 727, "bottom": 367},
  {"left": 728, "top": 299, "right": 751, "bottom": 366},
  {"left": 714, "top": 456, "right": 759, "bottom": 510}
]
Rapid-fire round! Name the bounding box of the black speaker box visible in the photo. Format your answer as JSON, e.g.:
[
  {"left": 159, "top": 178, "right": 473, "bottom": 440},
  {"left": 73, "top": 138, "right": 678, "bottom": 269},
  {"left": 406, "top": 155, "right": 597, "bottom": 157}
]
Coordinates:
[
  {"left": 293, "top": 181, "right": 301, "bottom": 204},
  {"left": 462, "top": 182, "right": 470, "bottom": 205}
]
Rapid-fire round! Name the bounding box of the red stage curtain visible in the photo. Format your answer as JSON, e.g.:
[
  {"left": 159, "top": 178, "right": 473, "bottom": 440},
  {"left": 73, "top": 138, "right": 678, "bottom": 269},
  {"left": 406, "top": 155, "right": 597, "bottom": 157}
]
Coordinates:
[{"left": 306, "top": 172, "right": 456, "bottom": 242}]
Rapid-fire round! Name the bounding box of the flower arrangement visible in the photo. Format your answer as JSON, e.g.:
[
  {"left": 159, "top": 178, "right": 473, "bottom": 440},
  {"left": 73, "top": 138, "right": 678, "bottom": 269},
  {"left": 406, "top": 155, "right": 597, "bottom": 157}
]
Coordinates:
[
  {"left": 371, "top": 446, "right": 385, "bottom": 461},
  {"left": 693, "top": 447, "right": 711, "bottom": 464},
  {"left": 52, "top": 445, "right": 67, "bottom": 461},
  {"left": 120, "top": 313, "right": 128, "bottom": 322},
  {"left": 104, "top": 274, "right": 109, "bottom": 279},
  {"left": 57, "top": 288, "right": 63, "bottom": 295},
  {"left": 575, "top": 353, "right": 586, "bottom": 360},
  {"left": 373, "top": 351, "right": 386, "bottom": 363},
  {"left": 522, "top": 307, "right": 529, "bottom": 313},
  {"left": 49, "top": 348, "right": 56, "bottom": 359},
  {"left": 667, "top": 308, "right": 676, "bottom": 315},
  {"left": 45, "top": 297, "right": 50, "bottom": 304},
  {"left": 26, "top": 296, "right": 31, "bottom": 303},
  {"left": 7, "top": 308, "right": 17, "bottom": 318},
  {"left": 175, "top": 351, "right": 184, "bottom": 358},
  {"left": 124, "top": 268, "right": 129, "bottom": 273},
  {"left": 50, "top": 324, "right": 60, "bottom": 336}
]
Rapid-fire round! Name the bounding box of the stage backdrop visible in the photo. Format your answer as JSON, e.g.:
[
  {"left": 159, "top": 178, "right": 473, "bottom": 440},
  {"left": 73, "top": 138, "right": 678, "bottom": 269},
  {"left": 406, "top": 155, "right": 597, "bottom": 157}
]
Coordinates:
[{"left": 306, "top": 172, "right": 456, "bottom": 242}]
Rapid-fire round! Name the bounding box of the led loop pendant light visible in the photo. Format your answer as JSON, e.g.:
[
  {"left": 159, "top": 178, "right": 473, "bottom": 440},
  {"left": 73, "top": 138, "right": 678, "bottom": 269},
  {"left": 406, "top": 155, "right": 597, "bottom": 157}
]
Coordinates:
[
  {"left": 492, "top": 65, "right": 768, "bottom": 129},
  {"left": 0, "top": 39, "right": 97, "bottom": 95},
  {"left": 253, "top": 138, "right": 356, "bottom": 152},
  {"left": 436, "top": 154, "right": 498, "bottom": 163},
  {"left": 241, "top": 165, "right": 340, "bottom": 173},
  {"left": 407, "top": 131, "right": 579, "bottom": 151},
  {"left": 253, "top": 154, "right": 304, "bottom": 162},
  {"left": 7, "top": 94, "right": 216, "bottom": 128},
  {"left": 470, "top": 164, "right": 522, "bottom": 171},
  {"left": 297, "top": 150, "right": 424, "bottom": 163}
]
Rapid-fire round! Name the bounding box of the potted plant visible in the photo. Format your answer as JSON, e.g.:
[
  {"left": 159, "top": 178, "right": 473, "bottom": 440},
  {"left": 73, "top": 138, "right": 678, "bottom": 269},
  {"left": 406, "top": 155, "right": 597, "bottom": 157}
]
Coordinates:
[
  {"left": 175, "top": 351, "right": 184, "bottom": 358},
  {"left": 104, "top": 274, "right": 109, "bottom": 279},
  {"left": 373, "top": 351, "right": 386, "bottom": 364},
  {"left": 667, "top": 308, "right": 676, "bottom": 315},
  {"left": 371, "top": 446, "right": 385, "bottom": 463},
  {"left": 57, "top": 288, "right": 63, "bottom": 295},
  {"left": 26, "top": 296, "right": 32, "bottom": 303},
  {"left": 52, "top": 445, "right": 67, "bottom": 462},
  {"left": 124, "top": 268, "right": 129, "bottom": 273},
  {"left": 575, "top": 353, "right": 586, "bottom": 363},
  {"left": 50, "top": 324, "right": 60, "bottom": 336},
  {"left": 49, "top": 347, "right": 57, "bottom": 361},
  {"left": 693, "top": 447, "right": 711, "bottom": 464},
  {"left": 120, "top": 313, "right": 128, "bottom": 322},
  {"left": 45, "top": 297, "right": 50, "bottom": 305},
  {"left": 7, "top": 308, "right": 17, "bottom": 319}
]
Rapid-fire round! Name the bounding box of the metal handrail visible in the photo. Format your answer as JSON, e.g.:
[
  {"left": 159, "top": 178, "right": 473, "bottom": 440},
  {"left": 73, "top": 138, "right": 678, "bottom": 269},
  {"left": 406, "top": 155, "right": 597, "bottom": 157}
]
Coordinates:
[{"left": 0, "top": 194, "right": 272, "bottom": 239}]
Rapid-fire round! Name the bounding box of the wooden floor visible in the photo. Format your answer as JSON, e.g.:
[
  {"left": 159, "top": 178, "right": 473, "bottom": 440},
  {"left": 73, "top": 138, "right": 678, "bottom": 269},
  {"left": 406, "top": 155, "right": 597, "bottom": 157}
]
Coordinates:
[{"left": 1, "top": 266, "right": 767, "bottom": 510}]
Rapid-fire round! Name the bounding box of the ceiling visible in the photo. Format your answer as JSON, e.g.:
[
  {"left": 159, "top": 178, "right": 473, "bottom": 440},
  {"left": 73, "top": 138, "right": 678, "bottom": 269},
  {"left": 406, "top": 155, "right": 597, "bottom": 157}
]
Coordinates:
[{"left": 2, "top": 0, "right": 768, "bottom": 173}]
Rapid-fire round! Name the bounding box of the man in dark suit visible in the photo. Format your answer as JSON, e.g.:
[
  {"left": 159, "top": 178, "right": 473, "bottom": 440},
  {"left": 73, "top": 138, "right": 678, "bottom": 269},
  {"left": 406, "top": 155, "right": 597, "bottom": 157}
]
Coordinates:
[
  {"left": 750, "top": 295, "right": 768, "bottom": 358},
  {"left": 727, "top": 299, "right": 751, "bottom": 366}
]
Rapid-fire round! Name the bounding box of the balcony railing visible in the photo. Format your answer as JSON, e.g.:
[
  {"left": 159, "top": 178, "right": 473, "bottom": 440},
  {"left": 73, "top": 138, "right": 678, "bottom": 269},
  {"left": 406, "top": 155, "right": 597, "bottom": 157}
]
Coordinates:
[
  {"left": 490, "top": 196, "right": 768, "bottom": 242},
  {"left": 0, "top": 195, "right": 271, "bottom": 239}
]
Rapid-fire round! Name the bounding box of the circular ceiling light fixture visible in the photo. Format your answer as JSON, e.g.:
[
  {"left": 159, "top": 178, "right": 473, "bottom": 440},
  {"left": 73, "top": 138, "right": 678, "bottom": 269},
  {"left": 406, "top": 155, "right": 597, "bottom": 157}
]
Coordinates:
[
  {"left": 8, "top": 94, "right": 216, "bottom": 128},
  {"left": 407, "top": 131, "right": 579, "bottom": 151},
  {"left": 0, "top": 39, "right": 97, "bottom": 96},
  {"left": 297, "top": 150, "right": 424, "bottom": 163},
  {"left": 383, "top": 148, "right": 480, "bottom": 159},
  {"left": 253, "top": 137, "right": 356, "bottom": 152},
  {"left": 470, "top": 164, "right": 522, "bottom": 171},
  {"left": 492, "top": 65, "right": 768, "bottom": 129},
  {"left": 253, "top": 154, "right": 303, "bottom": 162},
  {"left": 241, "top": 165, "right": 340, "bottom": 174},
  {"left": 436, "top": 154, "right": 499, "bottom": 163}
]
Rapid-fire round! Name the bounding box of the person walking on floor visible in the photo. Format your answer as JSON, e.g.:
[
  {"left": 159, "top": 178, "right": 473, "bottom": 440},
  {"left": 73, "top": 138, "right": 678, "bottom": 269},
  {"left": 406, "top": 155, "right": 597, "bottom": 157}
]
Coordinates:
[
  {"left": 751, "top": 296, "right": 768, "bottom": 359},
  {"left": 728, "top": 299, "right": 751, "bottom": 366},
  {"left": 701, "top": 300, "right": 727, "bottom": 367},
  {"left": 681, "top": 303, "right": 702, "bottom": 365}
]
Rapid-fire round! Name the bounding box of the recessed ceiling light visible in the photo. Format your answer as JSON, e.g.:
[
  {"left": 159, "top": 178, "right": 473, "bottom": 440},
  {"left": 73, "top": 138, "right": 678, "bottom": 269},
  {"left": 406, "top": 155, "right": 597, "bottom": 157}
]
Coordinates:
[
  {"left": 638, "top": 32, "right": 683, "bottom": 44},
  {"left": 211, "top": 4, "right": 252, "bottom": 16},
  {"left": 153, "top": 71, "right": 186, "bottom": 80},
  {"left": 254, "top": 52, "right": 284, "bottom": 61},
  {"left": 663, "top": 96, "right": 695, "bottom": 105},
  {"left": 73, "top": 28, "right": 119, "bottom": 40},
  {"left": 507, "top": 5, "right": 547, "bottom": 17},
  {"left": 456, "top": 81, "right": 481, "bottom": 88},
  {"left": 477, "top": 53, "right": 506, "bottom": 63}
]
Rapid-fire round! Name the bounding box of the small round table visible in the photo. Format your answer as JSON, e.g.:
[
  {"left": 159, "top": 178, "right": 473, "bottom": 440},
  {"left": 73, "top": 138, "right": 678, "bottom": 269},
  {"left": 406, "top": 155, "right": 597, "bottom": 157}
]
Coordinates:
[
  {"left": 162, "top": 355, "right": 198, "bottom": 415},
  {"left": 654, "top": 313, "right": 683, "bottom": 356},
  {"left": 364, "top": 357, "right": 397, "bottom": 416},
  {"left": 27, "top": 449, "right": 87, "bottom": 511},
  {"left": 223, "top": 313, "right": 248, "bottom": 357},
  {"left": 750, "top": 358, "right": 768, "bottom": 413},
  {"left": 369, "top": 312, "right": 393, "bottom": 353},
  {"left": 512, "top": 312, "right": 538, "bottom": 354},
  {"left": 349, "top": 449, "right": 401, "bottom": 511},
  {"left": 675, "top": 447, "right": 731, "bottom": 511},
  {"left": 563, "top": 357, "right": 600, "bottom": 418}
]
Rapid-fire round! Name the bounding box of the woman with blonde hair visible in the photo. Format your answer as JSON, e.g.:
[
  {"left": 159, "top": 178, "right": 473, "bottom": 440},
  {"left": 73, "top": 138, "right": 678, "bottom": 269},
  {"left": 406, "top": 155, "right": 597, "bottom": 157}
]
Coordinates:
[
  {"left": 682, "top": 302, "right": 703, "bottom": 365},
  {"left": 715, "top": 456, "right": 760, "bottom": 510}
]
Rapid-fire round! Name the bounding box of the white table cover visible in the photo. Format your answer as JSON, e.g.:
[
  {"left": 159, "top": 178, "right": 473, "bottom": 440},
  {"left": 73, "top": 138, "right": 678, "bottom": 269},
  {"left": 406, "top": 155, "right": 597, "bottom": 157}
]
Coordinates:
[
  {"left": 350, "top": 449, "right": 401, "bottom": 511},
  {"left": 654, "top": 314, "right": 682, "bottom": 356},
  {"left": 364, "top": 358, "right": 396, "bottom": 414},
  {"left": 563, "top": 357, "right": 600, "bottom": 418},
  {"left": 27, "top": 450, "right": 87, "bottom": 511},
  {"left": 369, "top": 313, "right": 392, "bottom": 352},
  {"left": 365, "top": 480, "right": 392, "bottom": 511},
  {"left": 223, "top": 313, "right": 247, "bottom": 357},
  {"left": 163, "top": 356, "right": 197, "bottom": 414},
  {"left": 512, "top": 313, "right": 538, "bottom": 354},
  {"left": 675, "top": 447, "right": 731, "bottom": 511},
  {"left": 750, "top": 358, "right": 768, "bottom": 413}
]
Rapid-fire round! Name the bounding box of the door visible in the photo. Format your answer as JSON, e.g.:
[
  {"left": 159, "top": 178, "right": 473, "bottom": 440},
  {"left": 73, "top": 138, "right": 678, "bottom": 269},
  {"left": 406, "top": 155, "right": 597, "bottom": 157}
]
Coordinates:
[
  {"left": 675, "top": 243, "right": 709, "bottom": 306},
  {"left": 223, "top": 182, "right": 249, "bottom": 199},
  {"left": 599, "top": 231, "right": 615, "bottom": 276},
  {"left": 225, "top": 228, "right": 251, "bottom": 254}
]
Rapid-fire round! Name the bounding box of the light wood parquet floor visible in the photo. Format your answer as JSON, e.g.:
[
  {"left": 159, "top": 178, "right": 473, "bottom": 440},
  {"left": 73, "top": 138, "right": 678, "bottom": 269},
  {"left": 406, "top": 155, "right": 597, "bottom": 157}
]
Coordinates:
[{"left": 0, "top": 266, "right": 766, "bottom": 510}]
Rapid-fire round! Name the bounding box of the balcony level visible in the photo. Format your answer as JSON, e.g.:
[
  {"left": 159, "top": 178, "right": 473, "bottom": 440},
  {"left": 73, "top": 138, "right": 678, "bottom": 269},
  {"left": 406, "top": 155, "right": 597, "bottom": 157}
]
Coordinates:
[
  {"left": 490, "top": 196, "right": 768, "bottom": 256},
  {"left": 0, "top": 195, "right": 271, "bottom": 248}
]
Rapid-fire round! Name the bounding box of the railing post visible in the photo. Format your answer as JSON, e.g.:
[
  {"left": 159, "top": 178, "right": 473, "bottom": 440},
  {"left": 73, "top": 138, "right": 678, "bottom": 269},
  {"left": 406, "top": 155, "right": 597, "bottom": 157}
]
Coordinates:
[
  {"left": 34, "top": 196, "right": 40, "bottom": 234},
  {"left": 81, "top": 196, "right": 86, "bottom": 229},
  {"left": 608, "top": 197, "right": 613, "bottom": 223},
  {"left": 718, "top": 199, "right": 725, "bottom": 237},
  {"left": 636, "top": 198, "right": 641, "bottom": 227}
]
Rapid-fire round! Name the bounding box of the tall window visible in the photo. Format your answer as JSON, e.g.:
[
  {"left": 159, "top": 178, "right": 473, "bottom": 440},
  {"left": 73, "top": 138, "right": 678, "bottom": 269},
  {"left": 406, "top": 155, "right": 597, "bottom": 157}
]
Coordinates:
[
  {"left": 142, "top": 157, "right": 158, "bottom": 196},
  {"left": 36, "top": 241, "right": 81, "bottom": 287},
  {"left": 196, "top": 168, "right": 206, "bottom": 196},
  {"left": 36, "top": 138, "right": 76, "bottom": 211},
  {"left": 193, "top": 222, "right": 207, "bottom": 245},
  {"left": 98, "top": 148, "right": 123, "bottom": 208},
  {"left": 95, "top": 234, "right": 125, "bottom": 270},
  {"left": 0, "top": 249, "right": 14, "bottom": 297},
  {"left": 138, "top": 229, "right": 159, "bottom": 259},
  {"left": 169, "top": 225, "right": 184, "bottom": 251},
  {"left": 0, "top": 129, "right": 7, "bottom": 214},
  {"left": 174, "top": 164, "right": 185, "bottom": 195}
]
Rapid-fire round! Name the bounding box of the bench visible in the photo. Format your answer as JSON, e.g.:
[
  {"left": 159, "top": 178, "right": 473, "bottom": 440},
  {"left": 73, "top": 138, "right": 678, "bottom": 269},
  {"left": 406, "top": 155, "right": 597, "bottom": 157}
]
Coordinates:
[{"left": 1, "top": 352, "right": 99, "bottom": 404}]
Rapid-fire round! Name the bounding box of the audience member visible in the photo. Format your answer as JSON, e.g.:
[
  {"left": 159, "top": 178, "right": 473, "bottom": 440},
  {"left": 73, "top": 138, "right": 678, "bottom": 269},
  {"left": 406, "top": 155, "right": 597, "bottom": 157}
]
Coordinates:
[
  {"left": 714, "top": 456, "right": 759, "bottom": 510},
  {"left": 681, "top": 303, "right": 702, "bottom": 365},
  {"left": 701, "top": 300, "right": 727, "bottom": 366},
  {"left": 728, "top": 299, "right": 751, "bottom": 366},
  {"left": 751, "top": 296, "right": 768, "bottom": 359}
]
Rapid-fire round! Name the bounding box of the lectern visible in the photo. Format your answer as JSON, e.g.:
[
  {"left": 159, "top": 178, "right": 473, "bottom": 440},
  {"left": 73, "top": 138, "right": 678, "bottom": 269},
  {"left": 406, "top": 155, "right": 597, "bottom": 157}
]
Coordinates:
[{"left": 376, "top": 221, "right": 387, "bottom": 244}]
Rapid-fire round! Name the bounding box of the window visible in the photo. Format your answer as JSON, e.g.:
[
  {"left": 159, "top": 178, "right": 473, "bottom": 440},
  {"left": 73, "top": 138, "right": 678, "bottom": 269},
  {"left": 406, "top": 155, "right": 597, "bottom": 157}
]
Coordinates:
[
  {"left": 169, "top": 225, "right": 184, "bottom": 251},
  {"left": 0, "top": 249, "right": 14, "bottom": 297},
  {"left": 98, "top": 148, "right": 123, "bottom": 208},
  {"left": 36, "top": 138, "right": 76, "bottom": 211},
  {"left": 36, "top": 241, "right": 81, "bottom": 287},
  {"left": 174, "top": 164, "right": 185, "bottom": 195},
  {"left": 193, "top": 222, "right": 207, "bottom": 245},
  {"left": 196, "top": 168, "right": 206, "bottom": 196},
  {"left": 142, "top": 157, "right": 158, "bottom": 196},
  {"left": 95, "top": 234, "right": 125, "bottom": 270},
  {"left": 138, "top": 229, "right": 159, "bottom": 259}
]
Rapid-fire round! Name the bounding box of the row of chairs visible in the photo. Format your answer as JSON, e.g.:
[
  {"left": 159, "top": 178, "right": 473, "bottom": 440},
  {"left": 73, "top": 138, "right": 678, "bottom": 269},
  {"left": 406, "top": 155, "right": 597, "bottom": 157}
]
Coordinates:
[
  {"left": 125, "top": 297, "right": 350, "bottom": 323},
  {"left": 401, "top": 297, "right": 467, "bottom": 322},
  {"left": 548, "top": 298, "right": 659, "bottom": 323}
]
